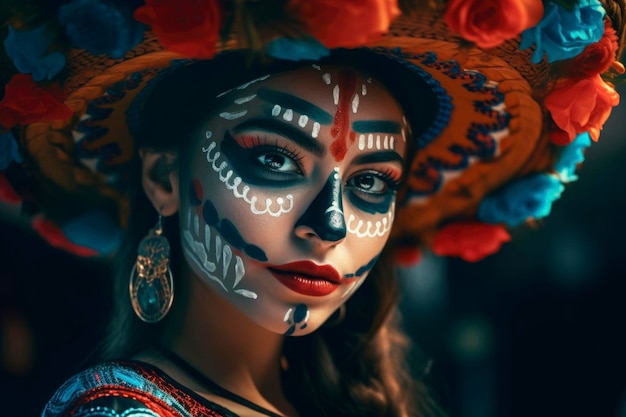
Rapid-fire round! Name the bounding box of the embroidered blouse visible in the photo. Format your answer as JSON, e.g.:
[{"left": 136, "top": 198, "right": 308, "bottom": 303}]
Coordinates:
[{"left": 42, "top": 361, "right": 238, "bottom": 417}]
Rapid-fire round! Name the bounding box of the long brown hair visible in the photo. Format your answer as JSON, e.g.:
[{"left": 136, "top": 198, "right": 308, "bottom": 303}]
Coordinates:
[{"left": 99, "top": 50, "right": 445, "bottom": 417}]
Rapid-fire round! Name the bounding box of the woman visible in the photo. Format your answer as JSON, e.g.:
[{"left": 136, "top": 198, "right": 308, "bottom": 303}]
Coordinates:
[
  {"left": 1, "top": 0, "right": 624, "bottom": 416},
  {"left": 99, "top": 52, "right": 433, "bottom": 417}
]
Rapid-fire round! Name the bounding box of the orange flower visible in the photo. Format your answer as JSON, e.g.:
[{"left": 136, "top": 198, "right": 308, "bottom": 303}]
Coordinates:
[
  {"left": 134, "top": 0, "right": 222, "bottom": 59},
  {"left": 445, "top": 0, "right": 543, "bottom": 49},
  {"left": 432, "top": 221, "right": 511, "bottom": 262},
  {"left": 546, "top": 75, "right": 620, "bottom": 143},
  {"left": 570, "top": 21, "right": 619, "bottom": 78},
  {"left": 0, "top": 74, "right": 72, "bottom": 129},
  {"left": 288, "top": 0, "right": 400, "bottom": 48}
]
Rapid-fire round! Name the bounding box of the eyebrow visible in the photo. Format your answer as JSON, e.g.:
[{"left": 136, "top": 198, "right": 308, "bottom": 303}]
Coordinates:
[
  {"left": 233, "top": 118, "right": 325, "bottom": 156},
  {"left": 257, "top": 88, "right": 334, "bottom": 125},
  {"left": 351, "top": 151, "right": 404, "bottom": 166},
  {"left": 351, "top": 121, "right": 403, "bottom": 134}
]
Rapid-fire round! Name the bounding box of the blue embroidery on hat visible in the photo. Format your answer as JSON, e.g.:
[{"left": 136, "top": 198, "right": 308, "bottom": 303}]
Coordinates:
[
  {"left": 371, "top": 48, "right": 512, "bottom": 201},
  {"left": 371, "top": 48, "right": 453, "bottom": 150}
]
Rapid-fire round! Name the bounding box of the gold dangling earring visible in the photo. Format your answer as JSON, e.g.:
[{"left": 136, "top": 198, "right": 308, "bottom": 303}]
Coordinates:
[{"left": 129, "top": 212, "right": 174, "bottom": 323}]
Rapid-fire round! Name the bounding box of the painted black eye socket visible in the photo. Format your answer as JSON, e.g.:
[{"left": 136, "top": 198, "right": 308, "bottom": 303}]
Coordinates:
[
  {"left": 221, "top": 132, "right": 304, "bottom": 187},
  {"left": 345, "top": 171, "right": 400, "bottom": 214}
]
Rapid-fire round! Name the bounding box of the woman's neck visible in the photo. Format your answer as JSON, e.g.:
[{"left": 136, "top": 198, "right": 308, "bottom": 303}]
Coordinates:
[{"left": 159, "top": 266, "right": 295, "bottom": 416}]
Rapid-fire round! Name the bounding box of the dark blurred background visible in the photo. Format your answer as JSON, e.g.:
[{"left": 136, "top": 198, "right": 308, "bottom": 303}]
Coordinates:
[{"left": 1, "top": 84, "right": 625, "bottom": 416}]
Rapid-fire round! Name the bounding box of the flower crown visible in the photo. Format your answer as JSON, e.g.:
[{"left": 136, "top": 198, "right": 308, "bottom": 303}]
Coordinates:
[{"left": 0, "top": 0, "right": 624, "bottom": 263}]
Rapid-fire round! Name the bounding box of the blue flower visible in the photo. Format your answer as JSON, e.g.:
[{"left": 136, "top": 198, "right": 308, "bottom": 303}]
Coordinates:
[
  {"left": 3, "top": 26, "right": 66, "bottom": 81},
  {"left": 554, "top": 132, "right": 592, "bottom": 182},
  {"left": 58, "top": 0, "right": 145, "bottom": 59},
  {"left": 478, "top": 174, "right": 565, "bottom": 227},
  {"left": 62, "top": 210, "right": 122, "bottom": 255},
  {"left": 0, "top": 131, "right": 23, "bottom": 170},
  {"left": 520, "top": 0, "right": 606, "bottom": 63},
  {"left": 266, "top": 37, "right": 329, "bottom": 61}
]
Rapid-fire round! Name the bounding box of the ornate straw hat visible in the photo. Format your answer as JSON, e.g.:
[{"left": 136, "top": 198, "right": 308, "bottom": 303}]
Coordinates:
[{"left": 1, "top": 0, "right": 624, "bottom": 262}]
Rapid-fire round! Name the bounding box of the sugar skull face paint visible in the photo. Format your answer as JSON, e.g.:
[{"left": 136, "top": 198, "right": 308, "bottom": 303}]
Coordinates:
[{"left": 180, "top": 65, "right": 408, "bottom": 335}]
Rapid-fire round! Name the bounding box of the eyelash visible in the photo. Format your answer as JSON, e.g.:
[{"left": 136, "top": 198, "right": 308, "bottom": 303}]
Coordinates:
[
  {"left": 232, "top": 132, "right": 305, "bottom": 169},
  {"left": 365, "top": 168, "right": 402, "bottom": 192},
  {"left": 226, "top": 130, "right": 401, "bottom": 197}
]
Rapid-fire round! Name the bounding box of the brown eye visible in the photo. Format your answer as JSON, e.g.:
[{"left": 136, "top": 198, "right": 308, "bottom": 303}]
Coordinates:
[
  {"left": 350, "top": 174, "right": 387, "bottom": 193},
  {"left": 257, "top": 152, "right": 299, "bottom": 173}
]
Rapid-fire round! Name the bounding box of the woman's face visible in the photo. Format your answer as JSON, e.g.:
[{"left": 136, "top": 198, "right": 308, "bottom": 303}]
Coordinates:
[{"left": 180, "top": 64, "right": 408, "bottom": 335}]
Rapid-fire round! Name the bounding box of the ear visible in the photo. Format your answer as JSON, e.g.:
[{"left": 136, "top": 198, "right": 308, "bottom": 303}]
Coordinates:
[{"left": 140, "top": 149, "right": 180, "bottom": 216}]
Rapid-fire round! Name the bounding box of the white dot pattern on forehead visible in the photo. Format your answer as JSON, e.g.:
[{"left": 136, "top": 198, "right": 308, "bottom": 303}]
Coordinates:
[
  {"left": 298, "top": 115, "right": 309, "bottom": 128},
  {"left": 333, "top": 85, "right": 340, "bottom": 106},
  {"left": 358, "top": 134, "right": 395, "bottom": 151},
  {"left": 322, "top": 73, "right": 331, "bottom": 84},
  {"left": 283, "top": 109, "right": 293, "bottom": 121},
  {"left": 312, "top": 122, "right": 321, "bottom": 138}
]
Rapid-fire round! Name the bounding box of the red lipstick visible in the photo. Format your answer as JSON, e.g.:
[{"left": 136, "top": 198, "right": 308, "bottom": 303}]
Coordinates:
[{"left": 267, "top": 261, "right": 342, "bottom": 297}]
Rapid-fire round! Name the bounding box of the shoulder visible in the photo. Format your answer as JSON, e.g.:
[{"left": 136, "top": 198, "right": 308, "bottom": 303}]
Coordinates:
[{"left": 41, "top": 361, "right": 229, "bottom": 417}]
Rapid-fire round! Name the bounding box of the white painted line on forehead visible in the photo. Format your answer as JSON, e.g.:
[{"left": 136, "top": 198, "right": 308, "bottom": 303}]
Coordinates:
[
  {"left": 234, "top": 94, "right": 256, "bottom": 104},
  {"left": 236, "top": 74, "right": 271, "bottom": 90},
  {"left": 216, "top": 74, "right": 271, "bottom": 98},
  {"left": 323, "top": 73, "right": 331, "bottom": 85},
  {"left": 362, "top": 84, "right": 367, "bottom": 95},
  {"left": 333, "top": 85, "right": 340, "bottom": 105},
  {"left": 219, "top": 110, "right": 248, "bottom": 120},
  {"left": 312, "top": 64, "right": 321, "bottom": 70},
  {"left": 352, "top": 95, "right": 359, "bottom": 114}
]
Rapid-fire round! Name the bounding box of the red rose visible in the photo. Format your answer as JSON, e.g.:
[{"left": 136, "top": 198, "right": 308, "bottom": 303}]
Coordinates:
[
  {"left": 546, "top": 74, "right": 620, "bottom": 143},
  {"left": 31, "top": 215, "right": 98, "bottom": 257},
  {"left": 0, "top": 74, "right": 72, "bottom": 129},
  {"left": 570, "top": 21, "right": 619, "bottom": 78},
  {"left": 445, "top": 0, "right": 543, "bottom": 49},
  {"left": 432, "top": 221, "right": 511, "bottom": 262},
  {"left": 134, "top": 0, "right": 222, "bottom": 59},
  {"left": 288, "top": 0, "right": 400, "bottom": 48}
]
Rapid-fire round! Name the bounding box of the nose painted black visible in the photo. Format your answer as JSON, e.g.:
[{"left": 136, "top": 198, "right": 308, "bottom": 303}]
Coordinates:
[{"left": 296, "top": 169, "right": 347, "bottom": 242}]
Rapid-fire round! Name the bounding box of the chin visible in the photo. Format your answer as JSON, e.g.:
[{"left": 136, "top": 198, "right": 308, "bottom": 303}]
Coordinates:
[{"left": 249, "top": 303, "right": 337, "bottom": 337}]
